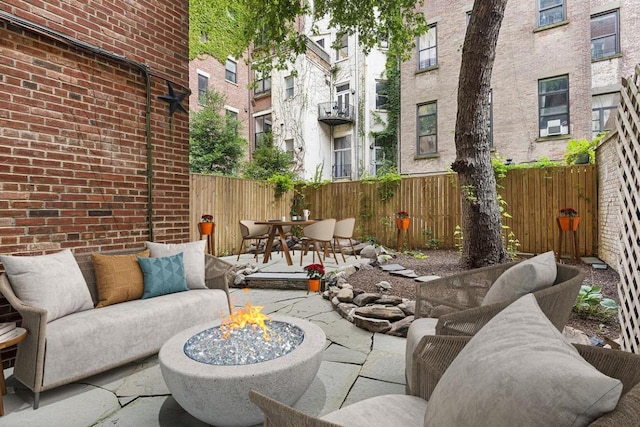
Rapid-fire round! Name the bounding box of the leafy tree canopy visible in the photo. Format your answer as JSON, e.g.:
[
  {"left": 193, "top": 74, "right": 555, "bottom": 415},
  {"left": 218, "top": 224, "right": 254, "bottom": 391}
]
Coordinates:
[
  {"left": 190, "top": 90, "right": 246, "bottom": 175},
  {"left": 242, "top": 133, "right": 295, "bottom": 181}
]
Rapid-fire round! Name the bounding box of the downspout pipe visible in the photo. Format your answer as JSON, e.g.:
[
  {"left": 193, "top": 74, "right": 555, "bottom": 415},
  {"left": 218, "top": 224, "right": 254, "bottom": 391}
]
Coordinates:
[{"left": 0, "top": 11, "right": 155, "bottom": 240}]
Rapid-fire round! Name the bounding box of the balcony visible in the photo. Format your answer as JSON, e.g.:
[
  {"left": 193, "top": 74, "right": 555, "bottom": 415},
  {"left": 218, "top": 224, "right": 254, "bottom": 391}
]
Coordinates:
[{"left": 318, "top": 102, "right": 355, "bottom": 126}]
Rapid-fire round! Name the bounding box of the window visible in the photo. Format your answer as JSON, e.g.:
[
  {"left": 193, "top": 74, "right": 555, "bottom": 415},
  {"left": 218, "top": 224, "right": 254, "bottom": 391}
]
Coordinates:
[
  {"left": 333, "top": 136, "right": 351, "bottom": 178},
  {"left": 591, "top": 10, "right": 619, "bottom": 60},
  {"left": 254, "top": 114, "right": 272, "bottom": 149},
  {"left": 336, "top": 83, "right": 350, "bottom": 116},
  {"left": 418, "top": 25, "right": 437, "bottom": 70},
  {"left": 417, "top": 102, "right": 437, "bottom": 155},
  {"left": 375, "top": 81, "right": 388, "bottom": 110},
  {"left": 316, "top": 38, "right": 325, "bottom": 48},
  {"left": 285, "top": 139, "right": 294, "bottom": 154},
  {"left": 373, "top": 135, "right": 386, "bottom": 176},
  {"left": 226, "top": 109, "right": 238, "bottom": 135},
  {"left": 285, "top": 75, "right": 294, "bottom": 99},
  {"left": 336, "top": 33, "right": 348, "bottom": 60},
  {"left": 538, "top": 75, "right": 569, "bottom": 137},
  {"left": 254, "top": 71, "right": 271, "bottom": 95},
  {"left": 592, "top": 93, "right": 619, "bottom": 137},
  {"left": 379, "top": 34, "right": 389, "bottom": 49},
  {"left": 197, "top": 72, "right": 209, "bottom": 104},
  {"left": 538, "top": 0, "right": 565, "bottom": 27},
  {"left": 225, "top": 58, "right": 237, "bottom": 83}
]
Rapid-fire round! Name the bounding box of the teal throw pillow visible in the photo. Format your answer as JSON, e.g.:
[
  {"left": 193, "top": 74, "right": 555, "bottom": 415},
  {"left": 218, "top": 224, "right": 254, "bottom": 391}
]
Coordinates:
[{"left": 138, "top": 253, "right": 188, "bottom": 299}]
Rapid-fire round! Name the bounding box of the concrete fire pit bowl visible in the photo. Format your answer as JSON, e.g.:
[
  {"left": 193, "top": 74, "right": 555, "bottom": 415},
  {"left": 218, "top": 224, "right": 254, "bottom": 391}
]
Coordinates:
[{"left": 159, "top": 314, "right": 326, "bottom": 427}]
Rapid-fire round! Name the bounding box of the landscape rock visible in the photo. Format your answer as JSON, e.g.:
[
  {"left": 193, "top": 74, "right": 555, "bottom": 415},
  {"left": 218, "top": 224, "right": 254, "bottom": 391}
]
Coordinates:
[
  {"left": 563, "top": 326, "right": 591, "bottom": 345},
  {"left": 336, "top": 288, "right": 354, "bottom": 303},
  {"left": 353, "top": 292, "right": 382, "bottom": 306},
  {"left": 336, "top": 303, "right": 358, "bottom": 321},
  {"left": 374, "top": 281, "right": 392, "bottom": 291},
  {"left": 353, "top": 315, "right": 392, "bottom": 333},
  {"left": 375, "top": 295, "right": 403, "bottom": 305},
  {"left": 398, "top": 301, "right": 416, "bottom": 316},
  {"left": 387, "top": 316, "right": 414, "bottom": 337},
  {"left": 359, "top": 245, "right": 379, "bottom": 259},
  {"left": 354, "top": 305, "right": 406, "bottom": 321}
]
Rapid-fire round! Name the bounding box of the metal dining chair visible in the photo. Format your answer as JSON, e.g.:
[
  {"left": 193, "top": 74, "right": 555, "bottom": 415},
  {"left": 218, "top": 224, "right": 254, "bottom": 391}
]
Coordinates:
[
  {"left": 236, "top": 220, "right": 270, "bottom": 261},
  {"left": 299, "top": 219, "right": 338, "bottom": 266},
  {"left": 333, "top": 218, "right": 357, "bottom": 262}
]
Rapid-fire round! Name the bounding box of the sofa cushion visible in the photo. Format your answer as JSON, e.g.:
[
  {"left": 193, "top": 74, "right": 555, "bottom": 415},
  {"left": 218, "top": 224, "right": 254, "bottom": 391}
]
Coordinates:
[
  {"left": 92, "top": 250, "right": 149, "bottom": 307},
  {"left": 423, "top": 294, "right": 622, "bottom": 427},
  {"left": 405, "top": 317, "right": 438, "bottom": 393},
  {"left": 138, "top": 253, "right": 188, "bottom": 299},
  {"left": 482, "top": 250, "right": 557, "bottom": 305},
  {"left": 146, "top": 240, "right": 206, "bottom": 289},
  {"left": 0, "top": 249, "right": 93, "bottom": 322},
  {"left": 321, "top": 394, "right": 427, "bottom": 427}
]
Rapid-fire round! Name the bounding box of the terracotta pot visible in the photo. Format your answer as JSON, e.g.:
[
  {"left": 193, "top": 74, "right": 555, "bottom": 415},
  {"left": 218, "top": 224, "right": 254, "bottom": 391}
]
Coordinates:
[
  {"left": 308, "top": 279, "right": 321, "bottom": 292},
  {"left": 198, "top": 222, "right": 214, "bottom": 235},
  {"left": 557, "top": 216, "right": 580, "bottom": 231},
  {"left": 396, "top": 218, "right": 410, "bottom": 230}
]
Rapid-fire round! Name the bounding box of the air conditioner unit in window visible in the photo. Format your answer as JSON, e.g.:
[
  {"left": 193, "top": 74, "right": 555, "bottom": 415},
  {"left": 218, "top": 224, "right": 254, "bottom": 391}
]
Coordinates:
[{"left": 546, "top": 119, "right": 562, "bottom": 136}]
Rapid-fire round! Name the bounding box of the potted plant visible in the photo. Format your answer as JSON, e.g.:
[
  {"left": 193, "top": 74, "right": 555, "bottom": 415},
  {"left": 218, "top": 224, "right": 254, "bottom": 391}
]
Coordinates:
[
  {"left": 199, "top": 214, "right": 214, "bottom": 235},
  {"left": 303, "top": 263, "right": 325, "bottom": 293},
  {"left": 396, "top": 211, "right": 410, "bottom": 230},
  {"left": 557, "top": 207, "right": 580, "bottom": 231}
]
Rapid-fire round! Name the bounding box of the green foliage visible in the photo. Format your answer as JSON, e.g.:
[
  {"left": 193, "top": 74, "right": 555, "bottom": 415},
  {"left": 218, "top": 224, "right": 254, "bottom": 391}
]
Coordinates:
[
  {"left": 574, "top": 284, "right": 619, "bottom": 322},
  {"left": 564, "top": 133, "right": 604, "bottom": 165},
  {"left": 422, "top": 229, "right": 440, "bottom": 249},
  {"left": 242, "top": 133, "right": 294, "bottom": 181},
  {"left": 189, "top": 90, "right": 246, "bottom": 175},
  {"left": 267, "top": 173, "right": 294, "bottom": 198},
  {"left": 453, "top": 225, "right": 463, "bottom": 255},
  {"left": 371, "top": 58, "right": 401, "bottom": 170},
  {"left": 363, "top": 169, "right": 401, "bottom": 203}
]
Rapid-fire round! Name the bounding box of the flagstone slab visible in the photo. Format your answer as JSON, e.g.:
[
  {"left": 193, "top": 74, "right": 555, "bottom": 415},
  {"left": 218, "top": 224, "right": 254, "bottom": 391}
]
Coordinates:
[
  {"left": 380, "top": 263, "right": 406, "bottom": 271},
  {"left": 389, "top": 269, "right": 419, "bottom": 278},
  {"left": 323, "top": 343, "right": 368, "bottom": 364},
  {"left": 415, "top": 275, "right": 441, "bottom": 282},
  {"left": 342, "top": 376, "right": 406, "bottom": 408},
  {"left": 359, "top": 349, "right": 406, "bottom": 384}
]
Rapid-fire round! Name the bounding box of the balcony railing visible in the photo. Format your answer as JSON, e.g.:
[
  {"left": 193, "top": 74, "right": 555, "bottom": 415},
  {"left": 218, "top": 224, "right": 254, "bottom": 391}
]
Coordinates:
[{"left": 317, "top": 102, "right": 355, "bottom": 126}]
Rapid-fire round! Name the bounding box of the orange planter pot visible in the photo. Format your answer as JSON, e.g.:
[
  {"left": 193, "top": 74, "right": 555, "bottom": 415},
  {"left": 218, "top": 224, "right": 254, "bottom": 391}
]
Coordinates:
[
  {"left": 396, "top": 218, "right": 410, "bottom": 230},
  {"left": 198, "top": 222, "right": 214, "bottom": 235},
  {"left": 557, "top": 217, "right": 580, "bottom": 231},
  {"left": 308, "top": 279, "right": 321, "bottom": 293}
]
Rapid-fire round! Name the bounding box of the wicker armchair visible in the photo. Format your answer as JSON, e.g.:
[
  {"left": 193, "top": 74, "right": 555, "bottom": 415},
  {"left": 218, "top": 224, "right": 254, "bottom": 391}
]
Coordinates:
[
  {"left": 413, "top": 335, "right": 640, "bottom": 427},
  {"left": 405, "top": 262, "right": 584, "bottom": 394}
]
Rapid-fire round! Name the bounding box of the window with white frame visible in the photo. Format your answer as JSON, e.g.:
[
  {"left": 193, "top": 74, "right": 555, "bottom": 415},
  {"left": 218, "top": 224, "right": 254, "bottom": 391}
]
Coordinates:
[
  {"left": 538, "top": 0, "right": 565, "bottom": 27},
  {"left": 375, "top": 80, "right": 388, "bottom": 110},
  {"left": 417, "top": 102, "right": 437, "bottom": 155},
  {"left": 285, "top": 75, "right": 294, "bottom": 99},
  {"left": 333, "top": 135, "right": 351, "bottom": 178},
  {"left": 336, "top": 83, "right": 350, "bottom": 116},
  {"left": 379, "top": 34, "right": 389, "bottom": 49},
  {"left": 254, "top": 71, "right": 271, "bottom": 95},
  {"left": 225, "top": 58, "right": 237, "bottom": 84},
  {"left": 418, "top": 25, "right": 437, "bottom": 70},
  {"left": 591, "top": 10, "right": 619, "bottom": 60},
  {"left": 592, "top": 93, "right": 619, "bottom": 137},
  {"left": 373, "top": 135, "right": 385, "bottom": 175},
  {"left": 336, "top": 33, "right": 348, "bottom": 60},
  {"left": 254, "top": 114, "right": 272, "bottom": 149},
  {"left": 226, "top": 109, "right": 238, "bottom": 135},
  {"left": 197, "top": 72, "right": 209, "bottom": 104},
  {"left": 538, "top": 75, "right": 569, "bottom": 137},
  {"left": 285, "top": 139, "right": 294, "bottom": 154}
]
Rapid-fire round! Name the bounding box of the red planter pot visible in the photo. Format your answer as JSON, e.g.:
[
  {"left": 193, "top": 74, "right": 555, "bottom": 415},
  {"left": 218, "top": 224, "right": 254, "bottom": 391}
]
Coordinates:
[
  {"left": 198, "top": 222, "right": 214, "bottom": 235},
  {"left": 557, "top": 216, "right": 580, "bottom": 231},
  {"left": 308, "top": 279, "right": 321, "bottom": 292},
  {"left": 396, "top": 218, "right": 410, "bottom": 230}
]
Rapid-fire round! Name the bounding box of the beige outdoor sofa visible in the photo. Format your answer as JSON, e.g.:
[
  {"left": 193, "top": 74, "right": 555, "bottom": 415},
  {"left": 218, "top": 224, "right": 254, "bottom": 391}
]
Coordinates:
[
  {"left": 405, "top": 253, "right": 584, "bottom": 394},
  {"left": 250, "top": 294, "right": 640, "bottom": 426},
  {"left": 0, "top": 244, "right": 234, "bottom": 409}
]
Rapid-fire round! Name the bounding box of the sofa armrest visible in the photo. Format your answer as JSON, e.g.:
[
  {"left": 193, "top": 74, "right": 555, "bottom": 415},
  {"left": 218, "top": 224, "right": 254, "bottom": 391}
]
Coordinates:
[
  {"left": 435, "top": 301, "right": 511, "bottom": 336},
  {"left": 0, "top": 273, "right": 48, "bottom": 392},
  {"left": 411, "top": 334, "right": 471, "bottom": 400},
  {"left": 415, "top": 262, "right": 516, "bottom": 318},
  {"left": 204, "top": 254, "right": 233, "bottom": 315}
]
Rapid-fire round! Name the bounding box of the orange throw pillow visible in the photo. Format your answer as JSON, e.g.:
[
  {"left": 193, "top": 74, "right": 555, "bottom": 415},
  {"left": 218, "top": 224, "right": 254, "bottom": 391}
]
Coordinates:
[{"left": 92, "top": 250, "right": 149, "bottom": 307}]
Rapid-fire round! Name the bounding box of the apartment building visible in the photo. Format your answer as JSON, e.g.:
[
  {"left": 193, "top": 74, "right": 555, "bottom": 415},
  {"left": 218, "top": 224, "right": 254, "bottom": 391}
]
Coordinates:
[{"left": 400, "top": 0, "right": 640, "bottom": 175}]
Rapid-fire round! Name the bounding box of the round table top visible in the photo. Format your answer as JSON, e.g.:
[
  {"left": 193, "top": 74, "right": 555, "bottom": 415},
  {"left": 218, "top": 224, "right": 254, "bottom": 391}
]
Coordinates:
[
  {"left": 255, "top": 220, "right": 315, "bottom": 226},
  {"left": 0, "top": 327, "right": 27, "bottom": 349}
]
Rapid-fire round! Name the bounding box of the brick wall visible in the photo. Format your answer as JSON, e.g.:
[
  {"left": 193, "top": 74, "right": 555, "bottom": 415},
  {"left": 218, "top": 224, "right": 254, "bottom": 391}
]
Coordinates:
[
  {"left": 0, "top": 1, "right": 190, "bottom": 368},
  {"left": 596, "top": 131, "right": 621, "bottom": 271}
]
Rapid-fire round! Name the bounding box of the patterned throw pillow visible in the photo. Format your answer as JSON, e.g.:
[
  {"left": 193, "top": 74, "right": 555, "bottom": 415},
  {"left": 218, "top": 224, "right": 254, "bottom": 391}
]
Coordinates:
[
  {"left": 145, "top": 240, "right": 207, "bottom": 289},
  {"left": 138, "top": 252, "right": 188, "bottom": 299},
  {"left": 92, "top": 250, "right": 150, "bottom": 307},
  {"left": 0, "top": 249, "right": 94, "bottom": 322}
]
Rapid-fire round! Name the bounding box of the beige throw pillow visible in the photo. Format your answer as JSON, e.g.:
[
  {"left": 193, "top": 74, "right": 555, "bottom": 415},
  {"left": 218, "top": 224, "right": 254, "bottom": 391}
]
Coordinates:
[
  {"left": 92, "top": 250, "right": 149, "bottom": 307},
  {"left": 482, "top": 250, "right": 557, "bottom": 305},
  {"left": 0, "top": 249, "right": 94, "bottom": 322},
  {"left": 424, "top": 294, "right": 622, "bottom": 427},
  {"left": 146, "top": 240, "right": 207, "bottom": 289}
]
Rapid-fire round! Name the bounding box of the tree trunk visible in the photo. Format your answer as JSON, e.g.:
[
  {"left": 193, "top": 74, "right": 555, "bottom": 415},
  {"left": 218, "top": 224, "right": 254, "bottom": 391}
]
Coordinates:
[{"left": 451, "top": 0, "right": 509, "bottom": 268}]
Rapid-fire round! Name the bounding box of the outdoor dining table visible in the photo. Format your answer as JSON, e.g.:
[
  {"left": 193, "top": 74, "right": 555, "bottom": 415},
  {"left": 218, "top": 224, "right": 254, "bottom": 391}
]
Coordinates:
[{"left": 255, "top": 220, "right": 315, "bottom": 266}]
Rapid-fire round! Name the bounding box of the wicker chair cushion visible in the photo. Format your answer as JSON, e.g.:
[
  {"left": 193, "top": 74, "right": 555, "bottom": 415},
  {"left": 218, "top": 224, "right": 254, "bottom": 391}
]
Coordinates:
[
  {"left": 138, "top": 253, "right": 189, "bottom": 299},
  {"left": 146, "top": 240, "right": 207, "bottom": 289},
  {"left": 321, "top": 394, "right": 427, "bottom": 427},
  {"left": 405, "top": 317, "right": 438, "bottom": 392},
  {"left": 482, "top": 251, "right": 556, "bottom": 306},
  {"left": 92, "top": 250, "right": 149, "bottom": 307},
  {"left": 424, "top": 294, "right": 622, "bottom": 427},
  {"left": 0, "top": 249, "right": 94, "bottom": 322}
]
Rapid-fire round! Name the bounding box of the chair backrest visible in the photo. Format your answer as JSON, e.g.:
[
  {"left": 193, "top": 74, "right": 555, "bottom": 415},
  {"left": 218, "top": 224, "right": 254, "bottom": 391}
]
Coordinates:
[
  {"left": 303, "top": 219, "right": 336, "bottom": 241},
  {"left": 239, "top": 220, "right": 269, "bottom": 238},
  {"left": 249, "top": 389, "right": 340, "bottom": 427},
  {"left": 333, "top": 218, "right": 355, "bottom": 238}
]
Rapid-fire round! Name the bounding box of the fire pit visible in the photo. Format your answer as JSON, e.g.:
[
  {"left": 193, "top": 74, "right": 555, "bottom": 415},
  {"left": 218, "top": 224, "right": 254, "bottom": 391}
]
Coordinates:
[{"left": 159, "top": 308, "right": 325, "bottom": 427}]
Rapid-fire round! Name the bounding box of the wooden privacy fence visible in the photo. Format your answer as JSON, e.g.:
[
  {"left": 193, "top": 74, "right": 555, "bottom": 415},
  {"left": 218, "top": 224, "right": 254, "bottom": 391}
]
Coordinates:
[{"left": 190, "top": 165, "right": 596, "bottom": 258}]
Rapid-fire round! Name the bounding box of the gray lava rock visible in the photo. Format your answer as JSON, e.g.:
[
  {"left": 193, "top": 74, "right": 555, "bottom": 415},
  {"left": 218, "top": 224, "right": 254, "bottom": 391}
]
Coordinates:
[
  {"left": 374, "top": 281, "right": 393, "bottom": 291},
  {"left": 375, "top": 295, "right": 403, "bottom": 305},
  {"left": 353, "top": 315, "right": 392, "bottom": 333},
  {"left": 353, "top": 292, "right": 382, "bottom": 306},
  {"left": 336, "top": 288, "right": 354, "bottom": 302}
]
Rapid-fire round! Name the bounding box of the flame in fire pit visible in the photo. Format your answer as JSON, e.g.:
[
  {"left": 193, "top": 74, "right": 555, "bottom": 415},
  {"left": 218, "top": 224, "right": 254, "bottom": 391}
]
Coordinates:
[{"left": 220, "top": 302, "right": 271, "bottom": 340}]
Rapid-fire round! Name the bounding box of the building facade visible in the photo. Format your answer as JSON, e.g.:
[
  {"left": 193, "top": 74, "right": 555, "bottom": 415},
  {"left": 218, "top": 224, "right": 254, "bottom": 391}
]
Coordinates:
[{"left": 400, "top": 0, "right": 640, "bottom": 175}]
